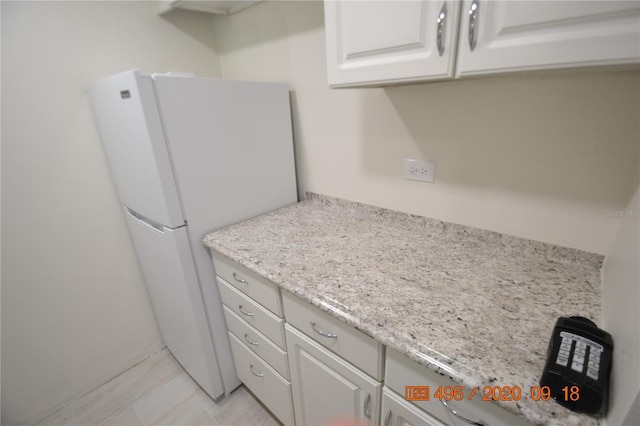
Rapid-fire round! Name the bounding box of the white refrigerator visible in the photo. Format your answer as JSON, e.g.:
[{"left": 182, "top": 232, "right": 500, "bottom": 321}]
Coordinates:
[{"left": 88, "top": 70, "right": 298, "bottom": 399}]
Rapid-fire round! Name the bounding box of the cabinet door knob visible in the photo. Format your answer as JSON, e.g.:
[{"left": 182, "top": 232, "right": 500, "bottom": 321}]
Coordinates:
[
  {"left": 468, "top": 0, "right": 480, "bottom": 52},
  {"left": 440, "top": 399, "right": 487, "bottom": 426},
  {"left": 309, "top": 321, "right": 338, "bottom": 338},
  {"left": 363, "top": 393, "right": 372, "bottom": 419},
  {"left": 437, "top": 2, "right": 448, "bottom": 56}
]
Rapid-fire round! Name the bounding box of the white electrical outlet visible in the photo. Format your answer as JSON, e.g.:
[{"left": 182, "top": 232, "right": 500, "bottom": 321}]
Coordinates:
[{"left": 403, "top": 159, "right": 436, "bottom": 183}]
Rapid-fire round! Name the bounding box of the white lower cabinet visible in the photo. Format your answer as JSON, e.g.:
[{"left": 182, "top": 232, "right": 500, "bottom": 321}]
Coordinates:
[
  {"left": 381, "top": 387, "right": 444, "bottom": 426},
  {"left": 212, "top": 252, "right": 293, "bottom": 425},
  {"left": 285, "top": 324, "right": 381, "bottom": 426}
]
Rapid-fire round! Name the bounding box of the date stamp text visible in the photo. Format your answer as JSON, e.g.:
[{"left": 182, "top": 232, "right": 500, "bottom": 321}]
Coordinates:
[{"left": 405, "top": 385, "right": 580, "bottom": 402}]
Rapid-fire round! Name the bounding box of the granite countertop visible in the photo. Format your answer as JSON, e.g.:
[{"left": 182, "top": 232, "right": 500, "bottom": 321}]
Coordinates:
[{"left": 203, "top": 193, "right": 603, "bottom": 426}]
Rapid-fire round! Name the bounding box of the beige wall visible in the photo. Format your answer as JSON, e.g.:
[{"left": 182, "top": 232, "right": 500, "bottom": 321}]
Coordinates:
[
  {"left": 1, "top": 2, "right": 220, "bottom": 424},
  {"left": 213, "top": 0, "right": 639, "bottom": 255}
]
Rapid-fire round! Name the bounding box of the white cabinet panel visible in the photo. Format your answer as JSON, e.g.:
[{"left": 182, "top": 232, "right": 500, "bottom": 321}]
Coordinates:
[
  {"left": 286, "top": 324, "right": 381, "bottom": 426},
  {"left": 456, "top": 0, "right": 640, "bottom": 76},
  {"left": 325, "top": 0, "right": 461, "bottom": 86}
]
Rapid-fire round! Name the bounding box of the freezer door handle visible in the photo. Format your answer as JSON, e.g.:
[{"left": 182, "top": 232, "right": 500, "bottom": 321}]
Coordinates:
[{"left": 125, "top": 207, "right": 166, "bottom": 233}]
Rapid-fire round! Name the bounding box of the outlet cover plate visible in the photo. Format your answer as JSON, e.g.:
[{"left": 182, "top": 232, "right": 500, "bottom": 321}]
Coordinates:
[{"left": 403, "top": 159, "right": 436, "bottom": 182}]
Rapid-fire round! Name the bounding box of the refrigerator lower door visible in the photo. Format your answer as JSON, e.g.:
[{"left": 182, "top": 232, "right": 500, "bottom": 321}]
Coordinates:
[{"left": 124, "top": 207, "right": 227, "bottom": 399}]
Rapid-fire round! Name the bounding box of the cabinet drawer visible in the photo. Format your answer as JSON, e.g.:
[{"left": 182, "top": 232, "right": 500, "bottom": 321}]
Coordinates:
[
  {"left": 219, "top": 278, "right": 285, "bottom": 349},
  {"left": 223, "top": 305, "right": 289, "bottom": 379},
  {"left": 228, "top": 333, "right": 294, "bottom": 425},
  {"left": 283, "top": 291, "right": 383, "bottom": 380},
  {"left": 385, "top": 348, "right": 531, "bottom": 426},
  {"left": 211, "top": 251, "right": 283, "bottom": 317}
]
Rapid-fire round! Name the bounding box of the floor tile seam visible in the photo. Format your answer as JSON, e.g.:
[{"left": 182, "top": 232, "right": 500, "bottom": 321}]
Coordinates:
[{"left": 134, "top": 382, "right": 210, "bottom": 425}]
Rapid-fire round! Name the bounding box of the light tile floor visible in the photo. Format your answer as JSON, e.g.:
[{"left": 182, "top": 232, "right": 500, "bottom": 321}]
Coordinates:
[{"left": 36, "top": 348, "right": 280, "bottom": 426}]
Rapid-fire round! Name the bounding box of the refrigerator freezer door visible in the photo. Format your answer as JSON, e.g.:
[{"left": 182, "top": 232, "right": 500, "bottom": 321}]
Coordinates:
[
  {"left": 124, "top": 207, "right": 227, "bottom": 399},
  {"left": 89, "top": 70, "right": 185, "bottom": 228},
  {"left": 152, "top": 76, "right": 298, "bottom": 234}
]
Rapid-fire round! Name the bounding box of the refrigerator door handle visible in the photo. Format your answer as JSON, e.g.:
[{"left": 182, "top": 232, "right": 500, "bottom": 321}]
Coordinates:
[{"left": 125, "top": 206, "right": 170, "bottom": 233}]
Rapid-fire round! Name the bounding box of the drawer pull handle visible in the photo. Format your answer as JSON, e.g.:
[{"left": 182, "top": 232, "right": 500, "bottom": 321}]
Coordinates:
[
  {"left": 310, "top": 321, "right": 338, "bottom": 338},
  {"left": 436, "top": 2, "right": 447, "bottom": 56},
  {"left": 363, "top": 393, "right": 372, "bottom": 419},
  {"left": 244, "top": 333, "right": 259, "bottom": 346},
  {"left": 440, "top": 399, "right": 487, "bottom": 426},
  {"left": 249, "top": 364, "right": 264, "bottom": 377},
  {"left": 468, "top": 0, "right": 479, "bottom": 52},
  {"left": 238, "top": 305, "right": 255, "bottom": 317},
  {"left": 384, "top": 409, "right": 392, "bottom": 426},
  {"left": 232, "top": 272, "right": 248, "bottom": 284}
]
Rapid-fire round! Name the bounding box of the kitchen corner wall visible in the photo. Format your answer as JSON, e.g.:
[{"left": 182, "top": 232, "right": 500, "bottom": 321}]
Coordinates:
[
  {"left": 1, "top": 2, "right": 220, "bottom": 424},
  {"left": 212, "top": 0, "right": 639, "bottom": 256},
  {"left": 602, "top": 185, "right": 640, "bottom": 426}
]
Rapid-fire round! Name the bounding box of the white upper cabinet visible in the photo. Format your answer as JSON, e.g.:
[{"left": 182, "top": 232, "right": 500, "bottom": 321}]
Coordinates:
[
  {"left": 323, "top": 0, "right": 640, "bottom": 87},
  {"left": 456, "top": 0, "right": 640, "bottom": 76},
  {"left": 324, "top": 0, "right": 461, "bottom": 87}
]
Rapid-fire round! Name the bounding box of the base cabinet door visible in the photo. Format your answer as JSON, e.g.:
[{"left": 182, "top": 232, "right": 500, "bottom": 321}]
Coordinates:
[
  {"left": 381, "top": 388, "right": 444, "bottom": 426},
  {"left": 285, "top": 324, "right": 381, "bottom": 426}
]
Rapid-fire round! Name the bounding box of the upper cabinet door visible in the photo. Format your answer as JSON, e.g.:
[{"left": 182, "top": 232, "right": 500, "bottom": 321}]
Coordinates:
[
  {"left": 456, "top": 0, "right": 640, "bottom": 77},
  {"left": 324, "top": 0, "right": 461, "bottom": 87}
]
